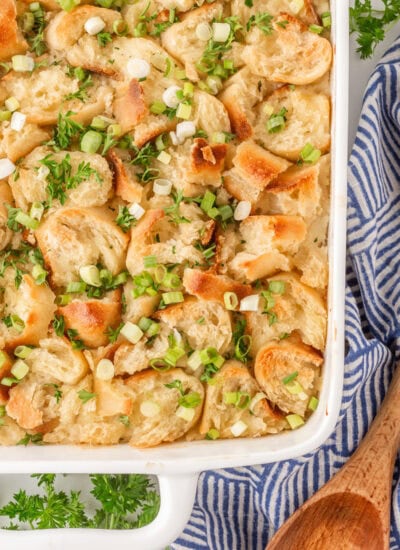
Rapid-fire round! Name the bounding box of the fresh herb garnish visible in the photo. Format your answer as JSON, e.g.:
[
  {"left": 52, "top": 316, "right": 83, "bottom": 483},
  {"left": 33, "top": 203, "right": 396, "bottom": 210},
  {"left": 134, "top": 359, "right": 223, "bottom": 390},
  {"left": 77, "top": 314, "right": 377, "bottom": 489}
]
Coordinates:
[
  {"left": 164, "top": 191, "right": 190, "bottom": 224},
  {"left": 115, "top": 205, "right": 137, "bottom": 233},
  {"left": 39, "top": 154, "right": 102, "bottom": 205},
  {"left": 77, "top": 389, "right": 96, "bottom": 403},
  {"left": 105, "top": 323, "right": 124, "bottom": 343},
  {"left": 97, "top": 31, "right": 113, "bottom": 47},
  {"left": 44, "top": 383, "right": 63, "bottom": 404},
  {"left": 350, "top": 0, "right": 400, "bottom": 59},
  {"left": 21, "top": 3, "right": 47, "bottom": 56},
  {"left": 64, "top": 72, "right": 94, "bottom": 102},
  {"left": 130, "top": 142, "right": 159, "bottom": 183},
  {"left": 17, "top": 433, "right": 43, "bottom": 446},
  {"left": 246, "top": 12, "right": 273, "bottom": 34},
  {"left": 0, "top": 243, "right": 45, "bottom": 288},
  {"left": 67, "top": 329, "right": 85, "bottom": 350},
  {"left": 50, "top": 111, "right": 84, "bottom": 150},
  {"left": 52, "top": 314, "right": 65, "bottom": 337},
  {"left": 0, "top": 473, "right": 160, "bottom": 530}
]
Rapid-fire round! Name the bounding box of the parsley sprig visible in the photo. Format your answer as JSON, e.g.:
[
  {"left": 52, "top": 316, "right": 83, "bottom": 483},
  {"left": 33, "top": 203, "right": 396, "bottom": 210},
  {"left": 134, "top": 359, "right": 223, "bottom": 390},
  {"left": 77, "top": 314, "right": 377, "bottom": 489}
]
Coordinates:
[
  {"left": 0, "top": 243, "right": 46, "bottom": 288},
  {"left": 350, "top": 0, "right": 400, "bottom": 58},
  {"left": 20, "top": 3, "right": 47, "bottom": 56},
  {"left": 247, "top": 12, "right": 273, "bottom": 34},
  {"left": 39, "top": 153, "right": 102, "bottom": 205},
  {"left": 0, "top": 473, "right": 159, "bottom": 530}
]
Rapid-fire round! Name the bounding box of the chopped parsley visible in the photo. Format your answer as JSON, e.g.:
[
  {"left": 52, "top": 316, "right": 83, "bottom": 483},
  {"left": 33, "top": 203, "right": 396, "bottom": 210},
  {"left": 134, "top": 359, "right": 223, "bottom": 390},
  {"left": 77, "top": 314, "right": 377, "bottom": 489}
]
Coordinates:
[
  {"left": 97, "top": 32, "right": 113, "bottom": 47},
  {"left": 52, "top": 314, "right": 65, "bottom": 337},
  {"left": 50, "top": 111, "right": 84, "bottom": 150},
  {"left": 247, "top": 12, "right": 273, "bottom": 34},
  {"left": 115, "top": 206, "right": 137, "bottom": 232},
  {"left": 164, "top": 191, "right": 190, "bottom": 225},
  {"left": 77, "top": 389, "right": 96, "bottom": 403},
  {"left": 130, "top": 142, "right": 159, "bottom": 183},
  {"left": 64, "top": 72, "right": 94, "bottom": 102}
]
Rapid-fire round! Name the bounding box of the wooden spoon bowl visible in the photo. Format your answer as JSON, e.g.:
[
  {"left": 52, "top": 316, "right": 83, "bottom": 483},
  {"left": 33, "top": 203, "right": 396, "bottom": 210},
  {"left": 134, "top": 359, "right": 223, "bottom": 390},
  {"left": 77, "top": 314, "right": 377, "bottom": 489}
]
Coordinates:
[{"left": 267, "top": 365, "right": 400, "bottom": 550}]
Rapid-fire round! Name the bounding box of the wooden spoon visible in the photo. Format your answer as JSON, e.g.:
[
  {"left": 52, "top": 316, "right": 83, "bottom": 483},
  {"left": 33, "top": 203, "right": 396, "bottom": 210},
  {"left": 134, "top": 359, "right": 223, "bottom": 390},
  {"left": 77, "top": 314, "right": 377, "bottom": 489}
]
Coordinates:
[{"left": 266, "top": 365, "right": 400, "bottom": 550}]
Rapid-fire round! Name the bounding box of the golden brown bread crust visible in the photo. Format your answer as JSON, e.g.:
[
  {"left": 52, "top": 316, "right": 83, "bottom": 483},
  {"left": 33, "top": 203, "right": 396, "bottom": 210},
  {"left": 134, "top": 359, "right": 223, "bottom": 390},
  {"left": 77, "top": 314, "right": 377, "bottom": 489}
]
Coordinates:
[
  {"left": 183, "top": 268, "right": 252, "bottom": 304},
  {"left": 255, "top": 338, "right": 323, "bottom": 416},
  {"left": 108, "top": 149, "right": 143, "bottom": 204},
  {"left": 113, "top": 79, "right": 148, "bottom": 133},
  {"left": 0, "top": 351, "right": 13, "bottom": 405},
  {"left": 59, "top": 291, "right": 122, "bottom": 348},
  {"left": 190, "top": 138, "right": 227, "bottom": 185},
  {"left": 0, "top": 0, "right": 28, "bottom": 62}
]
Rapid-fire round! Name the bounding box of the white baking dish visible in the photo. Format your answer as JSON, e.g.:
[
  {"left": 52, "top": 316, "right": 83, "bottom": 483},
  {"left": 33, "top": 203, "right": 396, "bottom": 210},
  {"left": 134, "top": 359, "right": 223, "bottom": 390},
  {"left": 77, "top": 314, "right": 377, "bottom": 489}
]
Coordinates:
[{"left": 0, "top": 3, "right": 349, "bottom": 548}]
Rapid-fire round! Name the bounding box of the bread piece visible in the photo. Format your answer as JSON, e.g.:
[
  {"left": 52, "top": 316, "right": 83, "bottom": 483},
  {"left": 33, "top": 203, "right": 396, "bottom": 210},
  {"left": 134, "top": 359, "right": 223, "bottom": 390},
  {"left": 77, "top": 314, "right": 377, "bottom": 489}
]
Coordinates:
[
  {"left": 161, "top": 3, "right": 224, "bottom": 81},
  {"left": 59, "top": 290, "right": 122, "bottom": 348},
  {"left": 26, "top": 337, "right": 89, "bottom": 385},
  {"left": 35, "top": 207, "right": 129, "bottom": 287},
  {"left": 220, "top": 68, "right": 274, "bottom": 140},
  {"left": 11, "top": 147, "right": 113, "bottom": 210},
  {"left": 0, "top": 415, "right": 25, "bottom": 445},
  {"left": 192, "top": 90, "right": 231, "bottom": 135},
  {"left": 242, "top": 14, "right": 332, "bottom": 85},
  {"left": 0, "top": 269, "right": 56, "bottom": 349},
  {"left": 0, "top": 0, "right": 28, "bottom": 62},
  {"left": 0, "top": 181, "right": 13, "bottom": 251},
  {"left": 255, "top": 86, "right": 330, "bottom": 161},
  {"left": 227, "top": 215, "right": 307, "bottom": 282},
  {"left": 200, "top": 360, "right": 286, "bottom": 437},
  {"left": 245, "top": 272, "right": 327, "bottom": 353},
  {"left": 1, "top": 66, "right": 113, "bottom": 126},
  {"left": 113, "top": 323, "right": 171, "bottom": 375},
  {"left": 256, "top": 163, "right": 321, "bottom": 220},
  {"left": 125, "top": 205, "right": 207, "bottom": 276},
  {"left": 94, "top": 377, "right": 132, "bottom": 417},
  {"left": 124, "top": 367, "right": 204, "bottom": 447},
  {"left": 155, "top": 297, "right": 232, "bottom": 354},
  {"left": 122, "top": 280, "right": 160, "bottom": 324},
  {"left": 255, "top": 338, "right": 323, "bottom": 416},
  {"left": 231, "top": 0, "right": 319, "bottom": 26},
  {"left": 108, "top": 149, "right": 143, "bottom": 204},
  {"left": 0, "top": 123, "right": 50, "bottom": 163},
  {"left": 223, "top": 140, "right": 291, "bottom": 205},
  {"left": 183, "top": 268, "right": 252, "bottom": 304}
]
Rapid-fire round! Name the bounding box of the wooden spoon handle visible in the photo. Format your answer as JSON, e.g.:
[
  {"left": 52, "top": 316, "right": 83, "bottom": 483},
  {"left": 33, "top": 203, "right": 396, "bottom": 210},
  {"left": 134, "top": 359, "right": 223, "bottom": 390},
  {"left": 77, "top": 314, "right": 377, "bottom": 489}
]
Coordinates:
[{"left": 320, "top": 364, "right": 400, "bottom": 506}]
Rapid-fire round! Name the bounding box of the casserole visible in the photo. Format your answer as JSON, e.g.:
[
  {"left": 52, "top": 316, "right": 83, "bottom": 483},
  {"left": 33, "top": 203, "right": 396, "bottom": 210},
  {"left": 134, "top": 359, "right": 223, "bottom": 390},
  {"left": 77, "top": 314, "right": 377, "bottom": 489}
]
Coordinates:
[{"left": 0, "top": 1, "right": 348, "bottom": 548}]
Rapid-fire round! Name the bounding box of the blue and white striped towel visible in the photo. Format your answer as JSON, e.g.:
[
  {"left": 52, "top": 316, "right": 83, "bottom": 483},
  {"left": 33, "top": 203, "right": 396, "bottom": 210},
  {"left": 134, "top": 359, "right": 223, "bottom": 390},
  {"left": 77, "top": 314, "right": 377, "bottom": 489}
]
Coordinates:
[{"left": 172, "top": 39, "right": 400, "bottom": 550}]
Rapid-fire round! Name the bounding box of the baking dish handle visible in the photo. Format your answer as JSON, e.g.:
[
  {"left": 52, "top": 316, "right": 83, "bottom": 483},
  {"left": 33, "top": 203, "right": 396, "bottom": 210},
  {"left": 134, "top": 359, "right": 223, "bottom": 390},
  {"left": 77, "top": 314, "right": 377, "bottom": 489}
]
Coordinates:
[{"left": 0, "top": 473, "right": 199, "bottom": 550}]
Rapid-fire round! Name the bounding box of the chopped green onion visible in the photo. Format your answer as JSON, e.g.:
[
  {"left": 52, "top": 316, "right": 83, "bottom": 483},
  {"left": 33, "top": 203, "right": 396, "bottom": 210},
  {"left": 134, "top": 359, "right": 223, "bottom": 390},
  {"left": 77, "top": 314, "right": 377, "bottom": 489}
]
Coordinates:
[
  {"left": 205, "top": 428, "right": 220, "bottom": 440},
  {"left": 155, "top": 133, "right": 167, "bottom": 151},
  {"left": 5, "top": 97, "right": 20, "bottom": 112},
  {"left": 138, "top": 317, "right": 152, "bottom": 332},
  {"left": 96, "top": 358, "right": 115, "bottom": 380},
  {"left": 14, "top": 346, "right": 33, "bottom": 359},
  {"left": 140, "top": 400, "right": 160, "bottom": 417},
  {"left": 183, "top": 82, "right": 194, "bottom": 97},
  {"left": 0, "top": 111, "right": 11, "bottom": 122},
  {"left": 32, "top": 264, "right": 47, "bottom": 285},
  {"left": 11, "top": 360, "right": 29, "bottom": 380},
  {"left": 235, "top": 335, "right": 252, "bottom": 362},
  {"left": 211, "top": 131, "right": 226, "bottom": 144},
  {"left": 308, "top": 396, "right": 319, "bottom": 411},
  {"left": 8, "top": 314, "right": 25, "bottom": 333},
  {"left": 286, "top": 414, "right": 305, "bottom": 430},
  {"left": 176, "top": 405, "right": 195, "bottom": 422},
  {"left": 0, "top": 405, "right": 5, "bottom": 417},
  {"left": 80, "top": 130, "right": 102, "bottom": 154},
  {"left": 56, "top": 294, "right": 72, "bottom": 306},
  {"left": 200, "top": 190, "right": 216, "bottom": 213},
  {"left": 268, "top": 281, "right": 285, "bottom": 294},
  {"left": 0, "top": 351, "right": 6, "bottom": 368},
  {"left": 157, "top": 151, "right": 171, "bottom": 165},
  {"left": 187, "top": 350, "right": 202, "bottom": 370},
  {"left": 91, "top": 116, "right": 108, "bottom": 130},
  {"left": 321, "top": 11, "right": 331, "bottom": 28},
  {"left": 285, "top": 380, "right": 305, "bottom": 395},
  {"left": 154, "top": 265, "right": 167, "bottom": 284},
  {"left": 147, "top": 321, "right": 160, "bottom": 337},
  {"left": 107, "top": 124, "right": 121, "bottom": 137},
  {"left": 162, "top": 272, "right": 181, "bottom": 289},
  {"left": 143, "top": 255, "right": 158, "bottom": 268},
  {"left": 282, "top": 371, "right": 298, "bottom": 385},
  {"left": 267, "top": 108, "right": 288, "bottom": 133},
  {"left": 150, "top": 358, "right": 171, "bottom": 372},
  {"left": 224, "top": 291, "right": 238, "bottom": 310},
  {"left": 174, "top": 68, "right": 186, "bottom": 80},
  {"left": 150, "top": 101, "right": 167, "bottom": 115},
  {"left": 162, "top": 291, "right": 184, "bottom": 304},
  {"left": 113, "top": 272, "right": 128, "bottom": 286},
  {"left": 79, "top": 265, "right": 101, "bottom": 287},
  {"left": 1, "top": 377, "right": 19, "bottom": 386},
  {"left": 58, "top": 0, "right": 80, "bottom": 10},
  {"left": 120, "top": 322, "right": 143, "bottom": 344},
  {"left": 113, "top": 19, "right": 128, "bottom": 36},
  {"left": 30, "top": 202, "right": 44, "bottom": 221},
  {"left": 223, "top": 391, "right": 250, "bottom": 409},
  {"left": 218, "top": 204, "right": 233, "bottom": 221},
  {"left": 176, "top": 103, "right": 192, "bottom": 120},
  {"left": 300, "top": 143, "right": 321, "bottom": 164},
  {"left": 179, "top": 391, "right": 201, "bottom": 408},
  {"left": 15, "top": 211, "right": 39, "bottom": 230},
  {"left": 12, "top": 55, "right": 34, "bottom": 72},
  {"left": 66, "top": 281, "right": 87, "bottom": 293},
  {"left": 309, "top": 24, "right": 323, "bottom": 34},
  {"left": 164, "top": 347, "right": 185, "bottom": 366},
  {"left": 199, "top": 347, "right": 224, "bottom": 368}
]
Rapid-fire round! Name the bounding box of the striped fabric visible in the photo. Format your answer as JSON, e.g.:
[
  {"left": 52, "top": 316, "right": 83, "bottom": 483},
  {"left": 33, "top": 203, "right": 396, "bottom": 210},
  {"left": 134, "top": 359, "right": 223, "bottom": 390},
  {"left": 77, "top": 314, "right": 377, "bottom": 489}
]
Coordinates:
[{"left": 172, "top": 39, "right": 400, "bottom": 550}]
